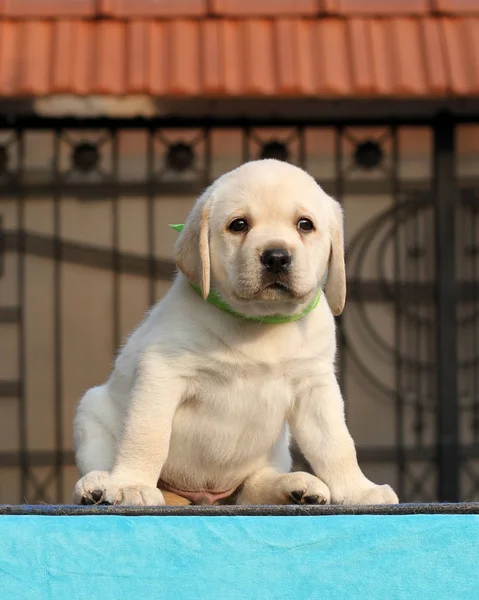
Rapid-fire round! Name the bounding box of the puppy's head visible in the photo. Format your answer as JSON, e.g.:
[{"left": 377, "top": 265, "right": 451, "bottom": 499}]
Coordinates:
[{"left": 175, "top": 159, "right": 346, "bottom": 318}]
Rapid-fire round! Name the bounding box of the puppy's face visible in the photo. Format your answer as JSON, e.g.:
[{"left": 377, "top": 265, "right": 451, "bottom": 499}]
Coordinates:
[
  {"left": 209, "top": 165, "right": 334, "bottom": 316},
  {"left": 175, "top": 159, "right": 346, "bottom": 318}
]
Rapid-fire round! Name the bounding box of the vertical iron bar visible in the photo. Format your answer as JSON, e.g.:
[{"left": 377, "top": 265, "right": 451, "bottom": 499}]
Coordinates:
[
  {"left": 111, "top": 129, "right": 121, "bottom": 352},
  {"left": 0, "top": 215, "right": 3, "bottom": 277},
  {"left": 203, "top": 127, "right": 212, "bottom": 187},
  {"left": 472, "top": 199, "right": 479, "bottom": 443},
  {"left": 434, "top": 111, "right": 459, "bottom": 502},
  {"left": 242, "top": 127, "right": 250, "bottom": 163},
  {"left": 392, "top": 125, "right": 406, "bottom": 500},
  {"left": 53, "top": 128, "right": 63, "bottom": 502},
  {"left": 147, "top": 129, "right": 156, "bottom": 307},
  {"left": 16, "top": 128, "right": 28, "bottom": 502},
  {"left": 413, "top": 196, "right": 424, "bottom": 448},
  {"left": 298, "top": 126, "right": 306, "bottom": 170}
]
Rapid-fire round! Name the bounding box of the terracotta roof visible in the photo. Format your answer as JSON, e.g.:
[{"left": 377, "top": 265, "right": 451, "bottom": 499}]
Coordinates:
[
  {"left": 0, "top": 1, "right": 478, "bottom": 98},
  {"left": 2, "top": 1, "right": 479, "bottom": 17}
]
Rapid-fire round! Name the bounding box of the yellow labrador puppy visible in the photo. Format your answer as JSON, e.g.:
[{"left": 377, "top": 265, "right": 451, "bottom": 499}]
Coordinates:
[{"left": 73, "top": 159, "right": 398, "bottom": 507}]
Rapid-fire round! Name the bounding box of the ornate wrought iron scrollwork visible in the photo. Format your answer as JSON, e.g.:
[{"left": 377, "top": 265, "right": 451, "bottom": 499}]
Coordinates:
[
  {"left": 71, "top": 142, "right": 100, "bottom": 173},
  {"left": 243, "top": 127, "right": 302, "bottom": 166},
  {"left": 149, "top": 129, "right": 208, "bottom": 182},
  {"left": 344, "top": 191, "right": 479, "bottom": 416},
  {"left": 166, "top": 142, "right": 195, "bottom": 172},
  {"left": 60, "top": 130, "right": 113, "bottom": 182},
  {"left": 354, "top": 140, "right": 384, "bottom": 170},
  {"left": 260, "top": 140, "right": 289, "bottom": 162}
]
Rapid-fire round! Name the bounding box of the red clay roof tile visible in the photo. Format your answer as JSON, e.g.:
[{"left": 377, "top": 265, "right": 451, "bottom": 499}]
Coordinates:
[
  {"left": 72, "top": 21, "right": 94, "bottom": 95},
  {"left": 347, "top": 19, "right": 376, "bottom": 95},
  {"left": 243, "top": 20, "right": 276, "bottom": 95},
  {"left": 441, "top": 17, "right": 468, "bottom": 94},
  {"left": 98, "top": 0, "right": 207, "bottom": 17},
  {"left": 441, "top": 17, "right": 479, "bottom": 94},
  {"left": 146, "top": 21, "right": 169, "bottom": 95},
  {"left": 169, "top": 20, "right": 201, "bottom": 95},
  {"left": 319, "top": 0, "right": 338, "bottom": 12},
  {"left": 275, "top": 20, "right": 301, "bottom": 94},
  {"left": 210, "top": 0, "right": 319, "bottom": 16},
  {"left": 369, "top": 19, "right": 393, "bottom": 94},
  {"left": 201, "top": 20, "right": 223, "bottom": 94},
  {"left": 432, "top": 0, "right": 479, "bottom": 15},
  {"left": 19, "top": 21, "right": 52, "bottom": 95},
  {"left": 2, "top": 0, "right": 95, "bottom": 17},
  {"left": 0, "top": 11, "right": 478, "bottom": 98},
  {"left": 420, "top": 18, "right": 448, "bottom": 94},
  {"left": 0, "top": 21, "right": 17, "bottom": 95},
  {"left": 95, "top": 21, "right": 126, "bottom": 94},
  {"left": 51, "top": 20, "right": 75, "bottom": 94},
  {"left": 1, "top": 0, "right": 479, "bottom": 18},
  {"left": 390, "top": 18, "right": 427, "bottom": 95},
  {"left": 323, "top": 0, "right": 430, "bottom": 15},
  {"left": 315, "top": 19, "right": 352, "bottom": 95},
  {"left": 465, "top": 18, "right": 479, "bottom": 93},
  {"left": 126, "top": 20, "right": 148, "bottom": 94},
  {"left": 221, "top": 20, "right": 244, "bottom": 95},
  {"left": 295, "top": 20, "right": 317, "bottom": 95}
]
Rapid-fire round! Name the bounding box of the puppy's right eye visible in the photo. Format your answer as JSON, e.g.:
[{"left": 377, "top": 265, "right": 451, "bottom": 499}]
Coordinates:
[{"left": 228, "top": 218, "right": 249, "bottom": 233}]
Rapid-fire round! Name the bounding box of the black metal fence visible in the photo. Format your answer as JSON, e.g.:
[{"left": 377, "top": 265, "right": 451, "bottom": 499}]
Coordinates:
[{"left": 0, "top": 113, "right": 478, "bottom": 504}]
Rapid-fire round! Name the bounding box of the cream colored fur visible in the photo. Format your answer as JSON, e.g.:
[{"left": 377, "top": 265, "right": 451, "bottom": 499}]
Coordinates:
[{"left": 73, "top": 159, "right": 398, "bottom": 506}]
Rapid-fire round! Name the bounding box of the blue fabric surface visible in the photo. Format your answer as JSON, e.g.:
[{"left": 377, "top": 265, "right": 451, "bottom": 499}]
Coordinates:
[{"left": 0, "top": 514, "right": 478, "bottom": 600}]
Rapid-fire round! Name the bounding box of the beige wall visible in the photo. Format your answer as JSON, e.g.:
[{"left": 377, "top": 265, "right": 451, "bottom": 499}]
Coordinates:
[{"left": 0, "top": 125, "right": 478, "bottom": 503}]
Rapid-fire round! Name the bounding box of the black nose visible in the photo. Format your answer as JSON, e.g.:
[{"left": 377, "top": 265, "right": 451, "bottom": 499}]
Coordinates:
[{"left": 261, "top": 248, "right": 292, "bottom": 275}]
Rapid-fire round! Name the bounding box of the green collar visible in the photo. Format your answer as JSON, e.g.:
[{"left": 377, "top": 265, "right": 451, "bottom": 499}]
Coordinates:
[{"left": 170, "top": 223, "right": 321, "bottom": 324}]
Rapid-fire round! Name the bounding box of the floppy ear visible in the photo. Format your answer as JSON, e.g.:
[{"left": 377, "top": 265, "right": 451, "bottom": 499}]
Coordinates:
[
  {"left": 174, "top": 188, "right": 213, "bottom": 299},
  {"left": 324, "top": 199, "right": 346, "bottom": 316}
]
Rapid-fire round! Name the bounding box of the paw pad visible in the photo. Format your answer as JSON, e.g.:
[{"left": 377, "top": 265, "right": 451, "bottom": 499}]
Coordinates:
[
  {"left": 290, "top": 490, "right": 326, "bottom": 505},
  {"left": 80, "top": 489, "right": 110, "bottom": 506}
]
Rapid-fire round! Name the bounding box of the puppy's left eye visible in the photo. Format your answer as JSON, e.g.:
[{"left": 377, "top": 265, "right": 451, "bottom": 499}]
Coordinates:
[
  {"left": 297, "top": 218, "right": 314, "bottom": 232},
  {"left": 228, "top": 218, "right": 249, "bottom": 233}
]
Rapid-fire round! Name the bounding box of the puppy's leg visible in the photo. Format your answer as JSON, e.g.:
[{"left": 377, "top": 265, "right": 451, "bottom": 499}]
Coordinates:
[
  {"left": 74, "top": 385, "right": 118, "bottom": 474},
  {"left": 88, "top": 355, "right": 185, "bottom": 506},
  {"left": 236, "top": 467, "right": 330, "bottom": 505},
  {"left": 290, "top": 372, "right": 398, "bottom": 505},
  {"left": 73, "top": 385, "right": 117, "bottom": 505},
  {"left": 269, "top": 425, "right": 293, "bottom": 473}
]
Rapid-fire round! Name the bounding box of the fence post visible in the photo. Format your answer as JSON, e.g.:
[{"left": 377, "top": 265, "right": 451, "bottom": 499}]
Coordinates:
[{"left": 434, "top": 111, "right": 460, "bottom": 502}]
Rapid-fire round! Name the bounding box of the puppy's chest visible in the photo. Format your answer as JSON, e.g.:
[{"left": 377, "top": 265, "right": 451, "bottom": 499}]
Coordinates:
[{"left": 189, "top": 359, "right": 308, "bottom": 418}]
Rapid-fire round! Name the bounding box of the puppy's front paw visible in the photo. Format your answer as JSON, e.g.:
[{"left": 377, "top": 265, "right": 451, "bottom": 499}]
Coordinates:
[
  {"left": 102, "top": 478, "right": 166, "bottom": 506},
  {"left": 280, "top": 472, "right": 331, "bottom": 505},
  {"left": 333, "top": 483, "right": 398, "bottom": 505},
  {"left": 73, "top": 470, "right": 110, "bottom": 505},
  {"left": 358, "top": 484, "right": 398, "bottom": 505},
  {"left": 73, "top": 472, "right": 166, "bottom": 506}
]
